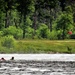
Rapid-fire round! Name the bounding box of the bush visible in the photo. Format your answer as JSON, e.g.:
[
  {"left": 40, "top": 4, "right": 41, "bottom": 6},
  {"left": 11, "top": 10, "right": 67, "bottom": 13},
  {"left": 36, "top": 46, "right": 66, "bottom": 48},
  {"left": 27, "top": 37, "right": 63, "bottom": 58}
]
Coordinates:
[
  {"left": 57, "top": 30, "right": 63, "bottom": 39},
  {"left": 25, "top": 27, "right": 34, "bottom": 38},
  {"left": 0, "top": 31, "right": 3, "bottom": 37},
  {"left": 1, "top": 36, "right": 16, "bottom": 48},
  {"left": 49, "top": 30, "right": 58, "bottom": 40},
  {"left": 36, "top": 23, "right": 50, "bottom": 39},
  {"left": 3, "top": 26, "right": 23, "bottom": 39}
]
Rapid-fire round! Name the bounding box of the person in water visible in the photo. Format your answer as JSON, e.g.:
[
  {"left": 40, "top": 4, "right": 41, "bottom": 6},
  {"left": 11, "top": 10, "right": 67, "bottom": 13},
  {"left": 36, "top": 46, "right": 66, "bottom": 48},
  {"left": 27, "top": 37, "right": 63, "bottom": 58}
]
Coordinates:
[
  {"left": 0, "top": 57, "right": 6, "bottom": 61},
  {"left": 0, "top": 57, "right": 14, "bottom": 61},
  {"left": 10, "top": 57, "right": 14, "bottom": 60}
]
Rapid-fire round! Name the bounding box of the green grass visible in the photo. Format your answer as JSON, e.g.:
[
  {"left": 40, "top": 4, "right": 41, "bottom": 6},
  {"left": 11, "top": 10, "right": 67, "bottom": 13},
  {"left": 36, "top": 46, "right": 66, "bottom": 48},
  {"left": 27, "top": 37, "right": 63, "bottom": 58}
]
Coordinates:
[{"left": 0, "top": 39, "right": 75, "bottom": 53}]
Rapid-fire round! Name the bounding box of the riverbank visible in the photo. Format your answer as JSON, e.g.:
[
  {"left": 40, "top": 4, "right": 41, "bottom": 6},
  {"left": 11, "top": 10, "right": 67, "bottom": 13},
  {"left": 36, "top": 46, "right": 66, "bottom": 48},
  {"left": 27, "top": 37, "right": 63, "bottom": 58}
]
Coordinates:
[{"left": 0, "top": 40, "right": 75, "bottom": 53}]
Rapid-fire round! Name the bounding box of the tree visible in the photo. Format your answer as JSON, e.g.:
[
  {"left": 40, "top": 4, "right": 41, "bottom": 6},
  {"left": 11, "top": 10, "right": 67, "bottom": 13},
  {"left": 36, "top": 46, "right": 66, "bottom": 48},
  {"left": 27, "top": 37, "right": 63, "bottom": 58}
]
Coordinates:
[
  {"left": 32, "top": 0, "right": 45, "bottom": 37},
  {"left": 59, "top": 0, "right": 66, "bottom": 11},
  {"left": 0, "top": 0, "right": 5, "bottom": 29},
  {"left": 55, "top": 6, "right": 74, "bottom": 39},
  {"left": 36, "top": 23, "right": 49, "bottom": 38},
  {"left": 17, "top": 0, "right": 35, "bottom": 38},
  {"left": 0, "top": 10, "right": 4, "bottom": 30},
  {"left": 3, "top": 0, "right": 16, "bottom": 28},
  {"left": 44, "top": 0, "right": 58, "bottom": 32}
]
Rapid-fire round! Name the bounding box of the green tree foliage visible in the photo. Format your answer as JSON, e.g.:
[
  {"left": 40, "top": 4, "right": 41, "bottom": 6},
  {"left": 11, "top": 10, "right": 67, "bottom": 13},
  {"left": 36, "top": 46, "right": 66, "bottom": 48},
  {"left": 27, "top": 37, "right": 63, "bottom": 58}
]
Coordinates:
[
  {"left": 0, "top": 10, "right": 4, "bottom": 30},
  {"left": 55, "top": 6, "right": 74, "bottom": 39},
  {"left": 25, "top": 26, "right": 34, "bottom": 38},
  {"left": 44, "top": 0, "right": 58, "bottom": 32},
  {"left": 0, "top": 0, "right": 5, "bottom": 29},
  {"left": 17, "top": 0, "right": 35, "bottom": 38},
  {"left": 36, "top": 23, "right": 50, "bottom": 39},
  {"left": 3, "top": 0, "right": 16, "bottom": 28},
  {"left": 49, "top": 30, "right": 58, "bottom": 40},
  {"left": 0, "top": 0, "right": 75, "bottom": 40},
  {"left": 3, "top": 26, "right": 23, "bottom": 39}
]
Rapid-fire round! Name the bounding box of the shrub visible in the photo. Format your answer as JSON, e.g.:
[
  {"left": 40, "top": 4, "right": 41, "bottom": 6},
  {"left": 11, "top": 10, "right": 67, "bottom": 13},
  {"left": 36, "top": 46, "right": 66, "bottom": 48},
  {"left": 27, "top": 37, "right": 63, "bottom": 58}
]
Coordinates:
[
  {"left": 57, "top": 30, "right": 63, "bottom": 39},
  {"left": 3, "top": 26, "right": 23, "bottom": 39},
  {"left": 25, "top": 26, "right": 34, "bottom": 38},
  {"left": 1, "top": 36, "right": 16, "bottom": 48},
  {"left": 0, "top": 31, "right": 3, "bottom": 37},
  {"left": 36, "top": 23, "right": 50, "bottom": 39},
  {"left": 49, "top": 30, "right": 58, "bottom": 40}
]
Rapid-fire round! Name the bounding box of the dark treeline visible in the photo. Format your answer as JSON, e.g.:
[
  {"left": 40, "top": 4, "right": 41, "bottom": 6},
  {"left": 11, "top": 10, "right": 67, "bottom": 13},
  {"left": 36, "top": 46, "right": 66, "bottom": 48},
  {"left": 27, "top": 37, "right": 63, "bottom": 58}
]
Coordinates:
[{"left": 0, "top": 0, "right": 75, "bottom": 40}]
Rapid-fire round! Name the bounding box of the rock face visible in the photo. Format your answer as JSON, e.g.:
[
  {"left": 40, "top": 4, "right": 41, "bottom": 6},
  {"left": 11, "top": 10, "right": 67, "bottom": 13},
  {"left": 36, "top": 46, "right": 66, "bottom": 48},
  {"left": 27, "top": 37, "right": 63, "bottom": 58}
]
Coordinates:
[{"left": 0, "top": 61, "right": 75, "bottom": 75}]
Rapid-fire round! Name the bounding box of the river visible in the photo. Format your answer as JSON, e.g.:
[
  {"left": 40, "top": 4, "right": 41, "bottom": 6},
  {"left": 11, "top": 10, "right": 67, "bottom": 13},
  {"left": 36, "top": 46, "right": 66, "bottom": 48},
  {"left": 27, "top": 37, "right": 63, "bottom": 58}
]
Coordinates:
[{"left": 0, "top": 54, "right": 75, "bottom": 75}]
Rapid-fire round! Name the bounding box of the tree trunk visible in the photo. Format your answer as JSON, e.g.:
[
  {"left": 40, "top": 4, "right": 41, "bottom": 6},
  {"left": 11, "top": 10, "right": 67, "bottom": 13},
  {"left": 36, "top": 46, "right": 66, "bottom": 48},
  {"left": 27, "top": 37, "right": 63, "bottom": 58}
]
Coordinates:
[
  {"left": 5, "top": 10, "right": 11, "bottom": 28},
  {"left": 18, "top": 13, "right": 23, "bottom": 27},
  {"left": 23, "top": 14, "right": 26, "bottom": 38},
  {"left": 49, "top": 8, "right": 52, "bottom": 32},
  {"left": 32, "top": 11, "right": 37, "bottom": 38},
  {"left": 23, "top": 29, "right": 25, "bottom": 38}
]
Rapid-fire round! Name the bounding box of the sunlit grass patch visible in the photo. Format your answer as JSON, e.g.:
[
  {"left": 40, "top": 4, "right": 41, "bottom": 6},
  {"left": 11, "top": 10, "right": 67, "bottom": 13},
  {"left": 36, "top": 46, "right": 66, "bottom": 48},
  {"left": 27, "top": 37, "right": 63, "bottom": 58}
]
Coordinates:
[{"left": 0, "top": 39, "right": 75, "bottom": 53}]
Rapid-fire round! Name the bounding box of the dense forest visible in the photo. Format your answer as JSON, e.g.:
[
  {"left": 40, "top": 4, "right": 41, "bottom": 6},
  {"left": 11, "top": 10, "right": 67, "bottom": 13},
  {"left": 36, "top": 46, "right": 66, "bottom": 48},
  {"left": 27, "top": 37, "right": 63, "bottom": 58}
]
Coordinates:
[{"left": 0, "top": 0, "right": 75, "bottom": 40}]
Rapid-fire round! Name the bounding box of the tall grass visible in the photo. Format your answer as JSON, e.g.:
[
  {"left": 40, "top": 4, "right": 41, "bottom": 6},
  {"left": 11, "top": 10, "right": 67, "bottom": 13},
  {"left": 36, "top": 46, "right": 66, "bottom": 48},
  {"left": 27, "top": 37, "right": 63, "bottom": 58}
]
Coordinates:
[
  {"left": 0, "top": 38, "right": 75, "bottom": 53},
  {"left": 15, "top": 40, "right": 75, "bottom": 53}
]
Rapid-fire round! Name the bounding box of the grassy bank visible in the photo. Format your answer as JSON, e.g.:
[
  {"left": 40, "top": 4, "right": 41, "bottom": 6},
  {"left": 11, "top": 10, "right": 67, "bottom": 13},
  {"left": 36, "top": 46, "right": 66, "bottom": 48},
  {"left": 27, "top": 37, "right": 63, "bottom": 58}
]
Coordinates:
[{"left": 0, "top": 39, "right": 75, "bottom": 53}]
